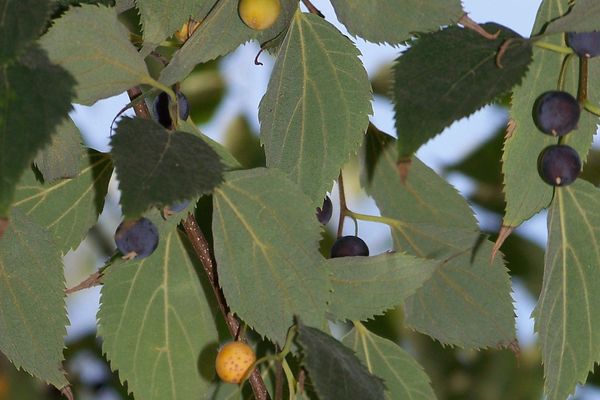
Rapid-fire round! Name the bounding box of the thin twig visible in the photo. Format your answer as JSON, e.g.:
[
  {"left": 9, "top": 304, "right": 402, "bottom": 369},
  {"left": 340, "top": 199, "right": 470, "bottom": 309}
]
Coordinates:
[
  {"left": 577, "top": 55, "right": 588, "bottom": 104},
  {"left": 275, "top": 360, "right": 283, "bottom": 400},
  {"left": 459, "top": 13, "right": 500, "bottom": 40},
  {"left": 300, "top": 0, "right": 324, "bottom": 17},
  {"left": 336, "top": 172, "right": 348, "bottom": 238},
  {"left": 65, "top": 271, "right": 103, "bottom": 294},
  {"left": 127, "top": 88, "right": 270, "bottom": 400}
]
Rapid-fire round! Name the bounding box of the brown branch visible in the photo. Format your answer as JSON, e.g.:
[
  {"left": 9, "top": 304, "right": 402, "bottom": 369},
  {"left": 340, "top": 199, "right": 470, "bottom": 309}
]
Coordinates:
[
  {"left": 126, "top": 88, "right": 270, "bottom": 400},
  {"left": 65, "top": 271, "right": 103, "bottom": 294},
  {"left": 301, "top": 0, "right": 324, "bottom": 17}
]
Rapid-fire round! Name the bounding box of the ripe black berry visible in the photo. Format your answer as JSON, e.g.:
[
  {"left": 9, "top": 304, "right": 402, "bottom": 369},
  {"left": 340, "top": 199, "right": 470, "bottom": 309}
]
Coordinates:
[
  {"left": 153, "top": 91, "right": 190, "bottom": 129},
  {"left": 533, "top": 91, "right": 580, "bottom": 136},
  {"left": 567, "top": 32, "right": 600, "bottom": 58},
  {"left": 114, "top": 217, "right": 159, "bottom": 259},
  {"left": 330, "top": 236, "right": 369, "bottom": 258},
  {"left": 163, "top": 200, "right": 191, "bottom": 217},
  {"left": 538, "top": 144, "right": 581, "bottom": 186},
  {"left": 316, "top": 196, "right": 332, "bottom": 224}
]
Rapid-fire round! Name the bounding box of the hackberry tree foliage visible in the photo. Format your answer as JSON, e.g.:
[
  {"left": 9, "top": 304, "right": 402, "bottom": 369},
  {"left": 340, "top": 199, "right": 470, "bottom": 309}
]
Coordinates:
[{"left": 1, "top": 0, "right": 600, "bottom": 399}]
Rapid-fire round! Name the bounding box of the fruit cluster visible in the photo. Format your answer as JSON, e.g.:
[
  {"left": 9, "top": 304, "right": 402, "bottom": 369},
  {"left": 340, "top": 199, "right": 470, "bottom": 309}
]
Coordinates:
[{"left": 532, "top": 31, "right": 600, "bottom": 187}]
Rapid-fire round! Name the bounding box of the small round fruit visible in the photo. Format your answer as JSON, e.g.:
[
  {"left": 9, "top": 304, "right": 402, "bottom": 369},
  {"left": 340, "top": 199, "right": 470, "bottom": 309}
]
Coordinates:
[
  {"left": 538, "top": 144, "right": 581, "bottom": 186},
  {"left": 114, "top": 218, "right": 159, "bottom": 260},
  {"left": 316, "top": 196, "right": 333, "bottom": 224},
  {"left": 215, "top": 342, "right": 256, "bottom": 384},
  {"left": 153, "top": 91, "right": 190, "bottom": 129},
  {"left": 163, "top": 200, "right": 191, "bottom": 217},
  {"left": 533, "top": 91, "right": 580, "bottom": 136},
  {"left": 330, "top": 236, "right": 369, "bottom": 258},
  {"left": 238, "top": 0, "right": 281, "bottom": 31},
  {"left": 567, "top": 31, "right": 600, "bottom": 58}
]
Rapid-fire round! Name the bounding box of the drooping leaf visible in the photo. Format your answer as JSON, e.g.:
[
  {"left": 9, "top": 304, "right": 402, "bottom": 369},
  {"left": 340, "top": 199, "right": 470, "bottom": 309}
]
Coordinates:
[
  {"left": 111, "top": 117, "right": 224, "bottom": 217},
  {"left": 136, "top": 0, "right": 215, "bottom": 46},
  {"left": 212, "top": 168, "right": 329, "bottom": 344},
  {"left": 363, "top": 132, "right": 515, "bottom": 348},
  {"left": 159, "top": 0, "right": 298, "bottom": 86},
  {"left": 98, "top": 216, "right": 220, "bottom": 400},
  {"left": 343, "top": 325, "right": 436, "bottom": 400},
  {"left": 327, "top": 252, "right": 437, "bottom": 322},
  {"left": 394, "top": 23, "right": 532, "bottom": 158},
  {"left": 260, "top": 12, "right": 372, "bottom": 205},
  {"left": 34, "top": 117, "right": 82, "bottom": 182},
  {"left": 330, "top": 0, "right": 462, "bottom": 45},
  {"left": 545, "top": 0, "right": 600, "bottom": 35},
  {"left": 297, "top": 323, "right": 385, "bottom": 400},
  {"left": 0, "top": 209, "right": 67, "bottom": 389},
  {"left": 0, "top": 0, "right": 52, "bottom": 62},
  {"left": 502, "top": 0, "right": 598, "bottom": 227},
  {"left": 14, "top": 150, "right": 112, "bottom": 252},
  {"left": 40, "top": 4, "right": 151, "bottom": 105},
  {"left": 0, "top": 45, "right": 75, "bottom": 217},
  {"left": 534, "top": 180, "right": 600, "bottom": 400}
]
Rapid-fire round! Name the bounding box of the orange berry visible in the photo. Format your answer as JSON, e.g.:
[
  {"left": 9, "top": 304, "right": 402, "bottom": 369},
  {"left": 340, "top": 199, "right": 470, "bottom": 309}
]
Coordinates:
[
  {"left": 215, "top": 341, "right": 256, "bottom": 384},
  {"left": 238, "top": 0, "right": 281, "bottom": 31}
]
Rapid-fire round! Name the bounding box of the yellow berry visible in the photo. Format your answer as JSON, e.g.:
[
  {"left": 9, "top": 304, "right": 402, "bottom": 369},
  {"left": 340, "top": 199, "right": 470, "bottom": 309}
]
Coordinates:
[
  {"left": 238, "top": 0, "right": 281, "bottom": 31},
  {"left": 215, "top": 341, "right": 256, "bottom": 384}
]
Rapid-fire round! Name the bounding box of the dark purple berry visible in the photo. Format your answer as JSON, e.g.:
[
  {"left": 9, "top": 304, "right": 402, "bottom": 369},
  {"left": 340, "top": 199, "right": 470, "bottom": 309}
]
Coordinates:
[
  {"left": 316, "top": 196, "right": 332, "bottom": 224},
  {"left": 567, "top": 32, "right": 600, "bottom": 58},
  {"left": 538, "top": 145, "right": 581, "bottom": 186},
  {"left": 163, "top": 200, "right": 191, "bottom": 217},
  {"left": 330, "top": 236, "right": 369, "bottom": 258},
  {"left": 533, "top": 91, "right": 580, "bottom": 136},
  {"left": 114, "top": 217, "right": 159, "bottom": 259},
  {"left": 153, "top": 91, "right": 190, "bottom": 129}
]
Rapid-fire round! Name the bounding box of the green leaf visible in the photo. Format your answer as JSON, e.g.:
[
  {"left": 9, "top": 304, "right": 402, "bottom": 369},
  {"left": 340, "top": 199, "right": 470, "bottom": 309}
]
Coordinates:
[
  {"left": 40, "top": 4, "right": 151, "bottom": 105},
  {"left": 212, "top": 168, "right": 329, "bottom": 344},
  {"left": 34, "top": 117, "right": 82, "bottom": 182},
  {"left": 546, "top": 0, "right": 600, "bottom": 35},
  {"left": 0, "top": 45, "right": 75, "bottom": 217},
  {"left": 159, "top": 0, "right": 298, "bottom": 86},
  {"left": 330, "top": 0, "right": 462, "bottom": 45},
  {"left": 327, "top": 252, "right": 437, "bottom": 322},
  {"left": 98, "top": 218, "right": 220, "bottom": 400},
  {"left": 393, "top": 23, "right": 532, "bottom": 158},
  {"left": 0, "top": 0, "right": 52, "bottom": 63},
  {"left": 14, "top": 150, "right": 112, "bottom": 252},
  {"left": 260, "top": 12, "right": 372, "bottom": 205},
  {"left": 178, "top": 119, "right": 241, "bottom": 169},
  {"left": 0, "top": 209, "right": 67, "bottom": 389},
  {"left": 111, "top": 117, "right": 224, "bottom": 217},
  {"left": 534, "top": 180, "right": 600, "bottom": 400},
  {"left": 343, "top": 325, "right": 436, "bottom": 400},
  {"left": 136, "top": 0, "right": 215, "bottom": 45},
  {"left": 502, "top": 0, "right": 598, "bottom": 227},
  {"left": 364, "top": 133, "right": 515, "bottom": 348},
  {"left": 297, "top": 323, "right": 385, "bottom": 400}
]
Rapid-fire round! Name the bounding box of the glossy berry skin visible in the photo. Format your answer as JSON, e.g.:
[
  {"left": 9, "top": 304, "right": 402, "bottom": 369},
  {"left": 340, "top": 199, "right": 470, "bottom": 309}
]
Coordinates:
[
  {"left": 567, "top": 32, "right": 600, "bottom": 58},
  {"left": 238, "top": 0, "right": 281, "bottom": 31},
  {"left": 153, "top": 91, "right": 190, "bottom": 129},
  {"left": 538, "top": 145, "right": 581, "bottom": 186},
  {"left": 330, "top": 236, "right": 369, "bottom": 258},
  {"left": 215, "top": 342, "right": 256, "bottom": 384},
  {"left": 114, "top": 218, "right": 159, "bottom": 259},
  {"left": 533, "top": 91, "right": 580, "bottom": 136},
  {"left": 316, "top": 196, "right": 332, "bottom": 224}
]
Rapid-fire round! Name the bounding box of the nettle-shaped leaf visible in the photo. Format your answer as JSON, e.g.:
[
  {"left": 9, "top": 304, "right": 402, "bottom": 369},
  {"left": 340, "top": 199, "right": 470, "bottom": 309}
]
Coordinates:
[
  {"left": 297, "top": 323, "right": 385, "bottom": 400},
  {"left": 534, "top": 181, "right": 600, "bottom": 400},
  {"left": 545, "top": 0, "right": 600, "bottom": 34},
  {"left": 40, "top": 4, "right": 152, "bottom": 105},
  {"left": 0, "top": 0, "right": 75, "bottom": 218},
  {"left": 394, "top": 23, "right": 532, "bottom": 159},
  {"left": 0, "top": 209, "right": 68, "bottom": 390},
  {"left": 111, "top": 117, "right": 223, "bottom": 217},
  {"left": 98, "top": 213, "right": 220, "bottom": 399},
  {"left": 259, "top": 11, "right": 372, "bottom": 206},
  {"left": 329, "top": 0, "right": 463, "bottom": 45},
  {"left": 212, "top": 168, "right": 329, "bottom": 345},
  {"left": 363, "top": 130, "right": 515, "bottom": 348},
  {"left": 33, "top": 117, "right": 82, "bottom": 183},
  {"left": 502, "top": 0, "right": 600, "bottom": 227}
]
